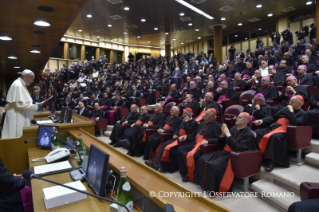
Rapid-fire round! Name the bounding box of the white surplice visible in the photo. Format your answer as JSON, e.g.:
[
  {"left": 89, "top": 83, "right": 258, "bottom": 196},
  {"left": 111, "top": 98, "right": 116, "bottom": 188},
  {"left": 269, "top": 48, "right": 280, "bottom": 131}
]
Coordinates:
[{"left": 2, "top": 78, "right": 38, "bottom": 138}]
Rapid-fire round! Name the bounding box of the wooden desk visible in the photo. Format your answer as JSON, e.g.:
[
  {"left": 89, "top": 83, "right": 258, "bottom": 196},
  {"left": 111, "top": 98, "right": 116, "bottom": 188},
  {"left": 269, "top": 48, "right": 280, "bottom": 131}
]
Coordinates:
[
  {"left": 28, "top": 147, "right": 139, "bottom": 212},
  {"left": 0, "top": 111, "right": 95, "bottom": 174},
  {"left": 69, "top": 129, "right": 231, "bottom": 212}
]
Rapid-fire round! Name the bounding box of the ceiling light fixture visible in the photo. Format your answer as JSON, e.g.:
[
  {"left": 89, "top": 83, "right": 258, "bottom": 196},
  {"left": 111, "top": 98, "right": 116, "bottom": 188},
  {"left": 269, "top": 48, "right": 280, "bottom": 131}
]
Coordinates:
[
  {"left": 258, "top": 28, "right": 262, "bottom": 30},
  {"left": 195, "top": 29, "right": 199, "bottom": 31},
  {"left": 87, "top": 14, "right": 92, "bottom": 18},
  {"left": 188, "top": 23, "right": 193, "bottom": 26},
  {"left": 256, "top": 4, "right": 262, "bottom": 8},
  {"left": 141, "top": 19, "right": 146, "bottom": 22},
  {"left": 137, "top": 36, "right": 141, "bottom": 38},
  {"left": 30, "top": 50, "right": 40, "bottom": 53},
  {"left": 268, "top": 13, "right": 273, "bottom": 17},
  {"left": 154, "top": 28, "right": 158, "bottom": 30},
  {"left": 124, "top": 32, "right": 127, "bottom": 34},
  {"left": 175, "top": 0, "right": 214, "bottom": 19},
  {"left": 238, "top": 23, "right": 243, "bottom": 26},
  {"left": 221, "top": 17, "right": 226, "bottom": 21},
  {"left": 96, "top": 36, "right": 100, "bottom": 38},
  {"left": 165, "top": 32, "right": 169, "bottom": 35},
  {"left": 8, "top": 56, "right": 17, "bottom": 59},
  {"left": 107, "top": 24, "right": 112, "bottom": 27},
  {"left": 34, "top": 20, "right": 50, "bottom": 27},
  {"left": 0, "top": 36, "right": 12, "bottom": 41},
  {"left": 78, "top": 29, "right": 82, "bottom": 32},
  {"left": 14, "top": 66, "right": 20, "bottom": 69},
  {"left": 179, "top": 13, "right": 185, "bottom": 16},
  {"left": 148, "top": 41, "right": 150, "bottom": 43},
  {"left": 181, "top": 42, "right": 184, "bottom": 44},
  {"left": 124, "top": 7, "right": 129, "bottom": 10},
  {"left": 173, "top": 38, "right": 176, "bottom": 40},
  {"left": 306, "top": 1, "right": 313, "bottom": 5},
  {"left": 235, "top": 35, "right": 238, "bottom": 37},
  {"left": 198, "top": 37, "right": 201, "bottom": 39},
  {"left": 245, "top": 38, "right": 248, "bottom": 40}
]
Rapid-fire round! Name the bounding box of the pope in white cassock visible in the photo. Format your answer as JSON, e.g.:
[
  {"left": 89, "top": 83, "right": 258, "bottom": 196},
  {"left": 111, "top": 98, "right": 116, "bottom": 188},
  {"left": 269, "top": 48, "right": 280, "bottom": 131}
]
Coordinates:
[
  {"left": 39, "top": 133, "right": 50, "bottom": 146},
  {"left": 2, "top": 70, "right": 42, "bottom": 138}
]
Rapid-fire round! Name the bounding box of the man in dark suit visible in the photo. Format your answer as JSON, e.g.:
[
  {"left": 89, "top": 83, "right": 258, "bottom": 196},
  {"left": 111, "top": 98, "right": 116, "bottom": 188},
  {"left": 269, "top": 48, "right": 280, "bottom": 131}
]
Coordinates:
[
  {"left": 144, "top": 79, "right": 157, "bottom": 105},
  {"left": 129, "top": 85, "right": 141, "bottom": 105},
  {"left": 62, "top": 94, "right": 75, "bottom": 109},
  {"left": 32, "top": 88, "right": 45, "bottom": 111},
  {"left": 77, "top": 101, "right": 90, "bottom": 118},
  {"left": 187, "top": 81, "right": 201, "bottom": 101},
  {"left": 0, "top": 158, "right": 29, "bottom": 212},
  {"left": 166, "top": 84, "right": 180, "bottom": 100}
]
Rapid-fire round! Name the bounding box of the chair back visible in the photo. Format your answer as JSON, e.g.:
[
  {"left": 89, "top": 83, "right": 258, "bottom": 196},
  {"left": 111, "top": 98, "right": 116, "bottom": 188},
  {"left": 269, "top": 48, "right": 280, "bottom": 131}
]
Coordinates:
[
  {"left": 239, "top": 90, "right": 256, "bottom": 107},
  {"left": 163, "top": 102, "right": 176, "bottom": 112},
  {"left": 224, "top": 105, "right": 244, "bottom": 116}
]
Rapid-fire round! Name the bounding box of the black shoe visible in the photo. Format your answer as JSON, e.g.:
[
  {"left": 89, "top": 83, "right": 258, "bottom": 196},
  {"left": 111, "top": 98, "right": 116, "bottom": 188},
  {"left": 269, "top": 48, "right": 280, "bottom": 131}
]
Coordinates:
[
  {"left": 117, "top": 139, "right": 131, "bottom": 148},
  {"left": 113, "top": 143, "right": 121, "bottom": 148},
  {"left": 145, "top": 160, "right": 158, "bottom": 170},
  {"left": 182, "top": 174, "right": 189, "bottom": 182},
  {"left": 109, "top": 141, "right": 116, "bottom": 146},
  {"left": 127, "top": 151, "right": 134, "bottom": 156},
  {"left": 265, "top": 160, "right": 275, "bottom": 172}
]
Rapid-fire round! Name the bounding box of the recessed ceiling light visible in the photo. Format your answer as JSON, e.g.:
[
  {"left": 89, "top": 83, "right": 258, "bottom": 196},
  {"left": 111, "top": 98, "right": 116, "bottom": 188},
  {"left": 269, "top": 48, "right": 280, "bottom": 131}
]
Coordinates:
[
  {"left": 245, "top": 38, "right": 248, "bottom": 40},
  {"left": 34, "top": 20, "right": 50, "bottom": 27},
  {"left": 30, "top": 50, "right": 40, "bottom": 53},
  {"left": 235, "top": 35, "right": 238, "bottom": 37},
  {"left": 8, "top": 56, "right": 17, "bottom": 59},
  {"left": 195, "top": 29, "right": 199, "bottom": 31},
  {"left": 256, "top": 4, "right": 262, "bottom": 8},
  {"left": 181, "top": 42, "right": 184, "bottom": 44},
  {"left": 78, "top": 29, "right": 82, "bottom": 32},
  {"left": 188, "top": 23, "right": 193, "bottom": 26},
  {"left": 179, "top": 13, "right": 184, "bottom": 16},
  {"left": 258, "top": 28, "right": 262, "bottom": 30},
  {"left": 87, "top": 14, "right": 92, "bottom": 18},
  {"left": 124, "top": 7, "right": 129, "bottom": 10},
  {"left": 148, "top": 41, "right": 150, "bottom": 43},
  {"left": 154, "top": 28, "right": 158, "bottom": 30},
  {"left": 107, "top": 24, "right": 112, "bottom": 27},
  {"left": 198, "top": 37, "right": 201, "bottom": 39},
  {"left": 306, "top": 1, "right": 312, "bottom": 5},
  {"left": 124, "top": 32, "right": 127, "bottom": 34},
  {"left": 141, "top": 19, "right": 146, "bottom": 22},
  {"left": 165, "top": 32, "right": 169, "bottom": 35},
  {"left": 175, "top": 0, "right": 213, "bottom": 19},
  {"left": 268, "top": 13, "right": 273, "bottom": 17},
  {"left": 14, "top": 66, "right": 20, "bottom": 69},
  {"left": 17, "top": 72, "right": 22, "bottom": 74},
  {"left": 221, "top": 17, "right": 226, "bottom": 21},
  {"left": 238, "top": 23, "right": 243, "bottom": 26},
  {"left": 96, "top": 36, "right": 100, "bottom": 38},
  {"left": 0, "top": 36, "right": 12, "bottom": 41},
  {"left": 173, "top": 38, "right": 176, "bottom": 40},
  {"left": 137, "top": 36, "right": 141, "bottom": 38}
]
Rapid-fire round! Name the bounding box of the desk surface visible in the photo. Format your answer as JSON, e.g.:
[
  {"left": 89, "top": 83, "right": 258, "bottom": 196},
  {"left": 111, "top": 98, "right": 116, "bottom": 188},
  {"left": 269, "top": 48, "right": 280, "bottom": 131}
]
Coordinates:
[
  {"left": 69, "top": 129, "right": 230, "bottom": 212},
  {"left": 28, "top": 148, "right": 134, "bottom": 212}
]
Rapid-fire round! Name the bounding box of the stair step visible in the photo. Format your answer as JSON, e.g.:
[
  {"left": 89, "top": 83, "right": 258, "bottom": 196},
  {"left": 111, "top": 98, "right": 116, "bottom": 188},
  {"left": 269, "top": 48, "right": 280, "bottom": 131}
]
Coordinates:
[
  {"left": 252, "top": 179, "right": 300, "bottom": 211},
  {"left": 270, "top": 164, "right": 319, "bottom": 193},
  {"left": 306, "top": 152, "right": 319, "bottom": 168},
  {"left": 106, "top": 125, "right": 113, "bottom": 131},
  {"left": 303, "top": 139, "right": 319, "bottom": 154},
  {"left": 104, "top": 131, "right": 111, "bottom": 136}
]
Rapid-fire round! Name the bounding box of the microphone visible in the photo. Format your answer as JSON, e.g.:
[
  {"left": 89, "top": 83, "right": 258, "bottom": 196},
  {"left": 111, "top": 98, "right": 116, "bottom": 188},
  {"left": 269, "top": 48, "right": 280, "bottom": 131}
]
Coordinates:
[
  {"left": 24, "top": 135, "right": 47, "bottom": 144},
  {"left": 22, "top": 170, "right": 129, "bottom": 212}
]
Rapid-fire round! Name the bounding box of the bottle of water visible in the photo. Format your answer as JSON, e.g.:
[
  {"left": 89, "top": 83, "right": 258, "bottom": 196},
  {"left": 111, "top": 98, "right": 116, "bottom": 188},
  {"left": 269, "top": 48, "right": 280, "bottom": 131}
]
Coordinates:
[
  {"left": 117, "top": 167, "right": 133, "bottom": 212},
  {"left": 51, "top": 127, "right": 59, "bottom": 150},
  {"left": 76, "top": 133, "right": 86, "bottom": 165}
]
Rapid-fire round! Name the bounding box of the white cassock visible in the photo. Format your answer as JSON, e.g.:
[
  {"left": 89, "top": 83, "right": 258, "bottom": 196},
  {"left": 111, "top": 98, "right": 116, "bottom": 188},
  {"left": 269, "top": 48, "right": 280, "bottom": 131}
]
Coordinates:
[
  {"left": 88, "top": 163, "right": 97, "bottom": 185},
  {"left": 2, "top": 78, "right": 38, "bottom": 138},
  {"left": 39, "top": 134, "right": 50, "bottom": 146}
]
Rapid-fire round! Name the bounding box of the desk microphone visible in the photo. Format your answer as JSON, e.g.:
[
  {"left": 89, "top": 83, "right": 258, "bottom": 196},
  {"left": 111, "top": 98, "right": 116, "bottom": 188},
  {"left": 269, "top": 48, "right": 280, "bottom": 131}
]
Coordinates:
[
  {"left": 22, "top": 170, "right": 129, "bottom": 212},
  {"left": 24, "top": 135, "right": 47, "bottom": 144}
]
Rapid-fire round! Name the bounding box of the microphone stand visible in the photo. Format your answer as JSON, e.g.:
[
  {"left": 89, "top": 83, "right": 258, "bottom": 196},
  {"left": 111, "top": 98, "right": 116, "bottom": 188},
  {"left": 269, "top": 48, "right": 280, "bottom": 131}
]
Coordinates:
[
  {"left": 25, "top": 172, "right": 129, "bottom": 212},
  {"left": 31, "top": 120, "right": 83, "bottom": 164}
]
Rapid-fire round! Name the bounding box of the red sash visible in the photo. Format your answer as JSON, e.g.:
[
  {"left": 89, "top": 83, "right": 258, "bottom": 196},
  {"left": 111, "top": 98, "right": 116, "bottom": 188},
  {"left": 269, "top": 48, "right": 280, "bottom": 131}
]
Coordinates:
[
  {"left": 259, "top": 118, "right": 290, "bottom": 153},
  {"left": 151, "top": 124, "right": 171, "bottom": 161},
  {"left": 187, "top": 135, "right": 205, "bottom": 181},
  {"left": 195, "top": 110, "right": 205, "bottom": 122},
  {"left": 161, "top": 129, "right": 187, "bottom": 162},
  {"left": 143, "top": 121, "right": 154, "bottom": 143},
  {"left": 215, "top": 144, "right": 234, "bottom": 196},
  {"left": 136, "top": 120, "right": 143, "bottom": 125},
  {"left": 90, "top": 117, "right": 96, "bottom": 120}
]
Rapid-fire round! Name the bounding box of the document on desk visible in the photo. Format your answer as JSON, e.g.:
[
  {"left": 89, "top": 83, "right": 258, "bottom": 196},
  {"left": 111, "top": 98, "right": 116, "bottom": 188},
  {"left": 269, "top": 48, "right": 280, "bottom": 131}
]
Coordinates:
[
  {"left": 34, "top": 161, "right": 72, "bottom": 175},
  {"left": 36, "top": 120, "right": 54, "bottom": 124}
]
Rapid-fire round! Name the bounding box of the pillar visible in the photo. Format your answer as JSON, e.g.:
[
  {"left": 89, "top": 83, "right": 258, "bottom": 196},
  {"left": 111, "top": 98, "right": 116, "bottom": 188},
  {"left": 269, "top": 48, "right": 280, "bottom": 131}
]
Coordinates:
[
  {"left": 63, "top": 42, "right": 69, "bottom": 59},
  {"left": 81, "top": 45, "right": 85, "bottom": 61},
  {"left": 165, "top": 43, "right": 171, "bottom": 57},
  {"left": 316, "top": 1, "right": 319, "bottom": 44},
  {"left": 214, "top": 25, "right": 222, "bottom": 64},
  {"left": 96, "top": 47, "right": 100, "bottom": 59},
  {"left": 110, "top": 50, "right": 114, "bottom": 63}
]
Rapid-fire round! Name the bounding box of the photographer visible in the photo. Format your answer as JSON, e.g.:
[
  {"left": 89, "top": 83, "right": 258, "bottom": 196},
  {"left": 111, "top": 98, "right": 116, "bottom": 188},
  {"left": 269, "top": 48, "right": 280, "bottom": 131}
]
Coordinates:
[
  {"left": 228, "top": 45, "right": 236, "bottom": 59},
  {"left": 256, "top": 38, "right": 264, "bottom": 49},
  {"left": 296, "top": 29, "right": 305, "bottom": 41},
  {"left": 310, "top": 23, "right": 316, "bottom": 43},
  {"left": 281, "top": 28, "right": 293, "bottom": 44}
]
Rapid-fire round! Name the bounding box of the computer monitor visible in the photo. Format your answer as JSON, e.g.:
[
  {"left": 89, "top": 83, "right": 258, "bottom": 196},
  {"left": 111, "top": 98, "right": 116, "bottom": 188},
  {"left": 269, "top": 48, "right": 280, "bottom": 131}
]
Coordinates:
[
  {"left": 64, "top": 108, "right": 73, "bottom": 123},
  {"left": 59, "top": 107, "right": 66, "bottom": 122},
  {"left": 86, "top": 144, "right": 110, "bottom": 196},
  {"left": 36, "top": 126, "right": 59, "bottom": 148}
]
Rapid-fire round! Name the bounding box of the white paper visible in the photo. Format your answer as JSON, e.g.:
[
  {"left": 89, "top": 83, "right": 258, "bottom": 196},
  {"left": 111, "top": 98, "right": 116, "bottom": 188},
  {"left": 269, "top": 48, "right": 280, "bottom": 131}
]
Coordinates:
[
  {"left": 34, "top": 161, "right": 72, "bottom": 174},
  {"left": 39, "top": 95, "right": 53, "bottom": 104},
  {"left": 36, "top": 120, "right": 54, "bottom": 124}
]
